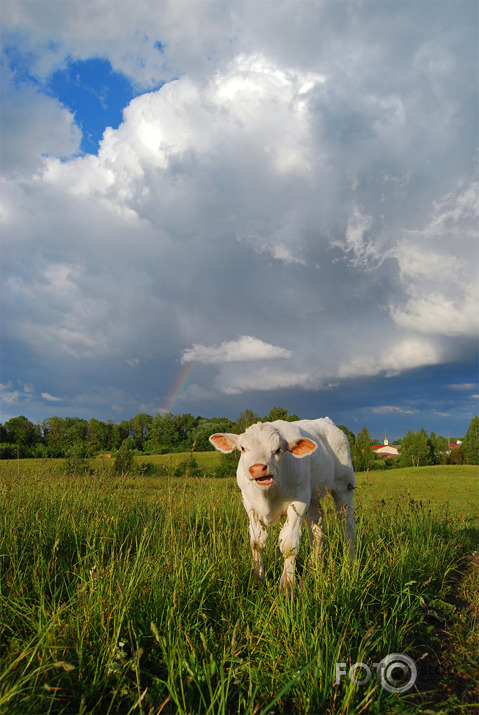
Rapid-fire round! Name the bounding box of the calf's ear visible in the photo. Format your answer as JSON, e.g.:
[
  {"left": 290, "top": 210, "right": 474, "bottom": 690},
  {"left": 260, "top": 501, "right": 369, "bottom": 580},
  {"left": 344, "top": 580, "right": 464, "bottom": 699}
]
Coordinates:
[
  {"left": 209, "top": 433, "right": 240, "bottom": 454},
  {"left": 288, "top": 438, "right": 317, "bottom": 457}
]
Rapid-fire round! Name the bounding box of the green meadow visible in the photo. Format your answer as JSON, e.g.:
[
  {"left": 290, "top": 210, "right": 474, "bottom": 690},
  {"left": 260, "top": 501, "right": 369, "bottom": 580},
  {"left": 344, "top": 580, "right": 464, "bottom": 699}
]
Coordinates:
[{"left": 0, "top": 460, "right": 477, "bottom": 714}]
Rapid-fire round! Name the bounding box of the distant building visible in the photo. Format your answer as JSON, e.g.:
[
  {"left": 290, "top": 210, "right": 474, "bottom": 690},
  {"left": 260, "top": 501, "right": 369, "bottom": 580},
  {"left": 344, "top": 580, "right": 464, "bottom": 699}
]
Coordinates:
[
  {"left": 371, "top": 430, "right": 399, "bottom": 458},
  {"left": 371, "top": 444, "right": 400, "bottom": 458}
]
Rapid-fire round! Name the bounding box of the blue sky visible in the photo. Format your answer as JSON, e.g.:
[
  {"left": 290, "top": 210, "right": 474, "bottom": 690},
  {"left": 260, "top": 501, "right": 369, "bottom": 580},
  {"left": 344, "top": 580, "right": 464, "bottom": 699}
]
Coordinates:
[
  {"left": 47, "top": 59, "right": 139, "bottom": 153},
  {"left": 1, "top": 0, "right": 478, "bottom": 440}
]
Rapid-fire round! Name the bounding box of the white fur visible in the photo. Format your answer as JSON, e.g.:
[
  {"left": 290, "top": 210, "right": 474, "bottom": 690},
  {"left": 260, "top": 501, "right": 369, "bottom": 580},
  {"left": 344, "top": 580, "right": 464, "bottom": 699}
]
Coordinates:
[{"left": 210, "top": 418, "right": 356, "bottom": 590}]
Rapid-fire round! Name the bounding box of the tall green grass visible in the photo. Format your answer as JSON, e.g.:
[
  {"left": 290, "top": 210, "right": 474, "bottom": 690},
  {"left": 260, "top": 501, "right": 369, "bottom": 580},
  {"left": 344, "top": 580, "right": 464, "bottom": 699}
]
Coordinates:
[{"left": 0, "top": 465, "right": 477, "bottom": 713}]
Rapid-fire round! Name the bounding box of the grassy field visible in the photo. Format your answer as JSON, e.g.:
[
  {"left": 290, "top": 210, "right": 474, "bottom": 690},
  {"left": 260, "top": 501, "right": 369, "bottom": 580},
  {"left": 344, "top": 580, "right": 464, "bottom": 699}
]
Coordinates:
[{"left": 0, "top": 460, "right": 477, "bottom": 714}]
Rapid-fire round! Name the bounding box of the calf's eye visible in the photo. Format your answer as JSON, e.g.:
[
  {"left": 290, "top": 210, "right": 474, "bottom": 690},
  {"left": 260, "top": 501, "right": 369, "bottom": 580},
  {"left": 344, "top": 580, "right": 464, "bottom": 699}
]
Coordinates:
[{"left": 274, "top": 448, "right": 281, "bottom": 455}]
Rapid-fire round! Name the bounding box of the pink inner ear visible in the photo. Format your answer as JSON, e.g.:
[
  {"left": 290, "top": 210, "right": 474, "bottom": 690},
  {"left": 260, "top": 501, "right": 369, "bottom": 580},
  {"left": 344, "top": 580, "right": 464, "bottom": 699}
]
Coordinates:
[
  {"left": 210, "top": 434, "right": 236, "bottom": 453},
  {"left": 290, "top": 438, "right": 317, "bottom": 456}
]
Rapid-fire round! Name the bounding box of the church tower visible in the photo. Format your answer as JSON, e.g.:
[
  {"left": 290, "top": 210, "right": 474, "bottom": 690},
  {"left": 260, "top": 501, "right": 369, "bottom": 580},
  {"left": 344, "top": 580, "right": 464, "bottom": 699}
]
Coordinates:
[{"left": 384, "top": 430, "right": 389, "bottom": 446}]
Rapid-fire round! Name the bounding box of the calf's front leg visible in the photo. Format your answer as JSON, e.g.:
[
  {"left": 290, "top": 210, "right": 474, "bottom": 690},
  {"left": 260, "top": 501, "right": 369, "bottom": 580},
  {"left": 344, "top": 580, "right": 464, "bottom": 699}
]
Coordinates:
[
  {"left": 278, "top": 501, "right": 307, "bottom": 591},
  {"left": 248, "top": 510, "right": 268, "bottom": 582}
]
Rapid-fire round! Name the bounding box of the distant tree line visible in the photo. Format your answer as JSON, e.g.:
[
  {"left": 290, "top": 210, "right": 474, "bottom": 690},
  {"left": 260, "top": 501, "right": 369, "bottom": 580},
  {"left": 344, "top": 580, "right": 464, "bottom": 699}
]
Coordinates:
[
  {"left": 345, "top": 421, "right": 479, "bottom": 469},
  {"left": 0, "top": 408, "right": 296, "bottom": 460},
  {"left": 1, "top": 410, "right": 478, "bottom": 468}
]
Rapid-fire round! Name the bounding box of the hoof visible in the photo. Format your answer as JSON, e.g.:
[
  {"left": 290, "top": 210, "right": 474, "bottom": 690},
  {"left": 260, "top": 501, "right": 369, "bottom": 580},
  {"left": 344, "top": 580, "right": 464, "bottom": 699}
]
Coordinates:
[{"left": 253, "top": 569, "right": 265, "bottom": 583}]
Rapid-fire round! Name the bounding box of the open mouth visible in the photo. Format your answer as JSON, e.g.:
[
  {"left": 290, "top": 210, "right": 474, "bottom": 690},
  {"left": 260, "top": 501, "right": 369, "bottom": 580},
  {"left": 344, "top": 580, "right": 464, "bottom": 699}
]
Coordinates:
[{"left": 254, "top": 475, "right": 274, "bottom": 486}]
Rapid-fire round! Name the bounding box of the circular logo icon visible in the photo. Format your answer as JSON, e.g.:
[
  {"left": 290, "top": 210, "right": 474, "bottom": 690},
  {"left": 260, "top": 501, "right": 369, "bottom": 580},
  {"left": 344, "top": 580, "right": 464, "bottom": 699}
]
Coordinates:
[{"left": 377, "top": 653, "right": 417, "bottom": 694}]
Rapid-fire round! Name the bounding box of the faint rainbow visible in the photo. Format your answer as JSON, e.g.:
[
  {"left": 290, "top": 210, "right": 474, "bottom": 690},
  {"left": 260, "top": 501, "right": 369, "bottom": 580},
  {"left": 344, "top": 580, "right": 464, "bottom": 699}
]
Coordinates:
[
  {"left": 164, "top": 359, "right": 199, "bottom": 414},
  {"left": 164, "top": 307, "right": 237, "bottom": 414}
]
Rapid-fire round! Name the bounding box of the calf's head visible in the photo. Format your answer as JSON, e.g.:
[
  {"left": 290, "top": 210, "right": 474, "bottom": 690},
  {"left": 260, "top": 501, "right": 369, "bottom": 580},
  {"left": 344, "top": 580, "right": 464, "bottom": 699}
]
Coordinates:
[{"left": 209, "top": 422, "right": 317, "bottom": 489}]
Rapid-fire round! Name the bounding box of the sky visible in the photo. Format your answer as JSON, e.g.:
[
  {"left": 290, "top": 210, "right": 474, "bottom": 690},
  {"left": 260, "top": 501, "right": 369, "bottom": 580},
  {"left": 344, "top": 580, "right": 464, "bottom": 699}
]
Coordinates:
[{"left": 1, "top": 0, "right": 478, "bottom": 441}]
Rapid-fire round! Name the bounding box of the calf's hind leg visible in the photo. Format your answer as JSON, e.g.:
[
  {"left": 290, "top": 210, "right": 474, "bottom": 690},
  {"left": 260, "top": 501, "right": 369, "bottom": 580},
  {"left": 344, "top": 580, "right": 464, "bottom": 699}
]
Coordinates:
[{"left": 331, "top": 490, "right": 355, "bottom": 561}]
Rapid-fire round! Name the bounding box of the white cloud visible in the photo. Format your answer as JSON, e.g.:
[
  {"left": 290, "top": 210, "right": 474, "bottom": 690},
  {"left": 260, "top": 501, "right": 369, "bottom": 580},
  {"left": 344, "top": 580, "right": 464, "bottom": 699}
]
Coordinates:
[
  {"left": 390, "top": 181, "right": 479, "bottom": 337},
  {"left": 333, "top": 204, "right": 384, "bottom": 268},
  {"left": 371, "top": 405, "right": 418, "bottom": 415},
  {"left": 0, "top": 64, "right": 81, "bottom": 175},
  {"left": 5, "top": 263, "right": 111, "bottom": 359},
  {"left": 216, "top": 366, "right": 318, "bottom": 395},
  {"left": 391, "top": 292, "right": 479, "bottom": 337},
  {"left": 25, "top": 52, "right": 325, "bottom": 273},
  {"left": 41, "top": 392, "right": 62, "bottom": 402},
  {"left": 449, "top": 383, "right": 477, "bottom": 391},
  {"left": 182, "top": 336, "right": 293, "bottom": 364},
  {"left": 0, "top": 391, "right": 20, "bottom": 406},
  {"left": 338, "top": 337, "right": 441, "bottom": 379},
  {"left": 1, "top": 1, "right": 477, "bottom": 432}
]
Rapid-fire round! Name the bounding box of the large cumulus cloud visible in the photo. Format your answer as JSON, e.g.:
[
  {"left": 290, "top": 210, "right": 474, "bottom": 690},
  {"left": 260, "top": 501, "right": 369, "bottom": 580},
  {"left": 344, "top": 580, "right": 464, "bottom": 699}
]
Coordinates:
[{"left": 1, "top": 0, "right": 477, "bottom": 429}]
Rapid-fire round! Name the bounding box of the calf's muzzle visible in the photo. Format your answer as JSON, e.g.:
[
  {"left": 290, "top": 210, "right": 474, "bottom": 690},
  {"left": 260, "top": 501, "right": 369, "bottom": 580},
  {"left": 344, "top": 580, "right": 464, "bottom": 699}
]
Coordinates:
[{"left": 249, "top": 463, "right": 270, "bottom": 479}]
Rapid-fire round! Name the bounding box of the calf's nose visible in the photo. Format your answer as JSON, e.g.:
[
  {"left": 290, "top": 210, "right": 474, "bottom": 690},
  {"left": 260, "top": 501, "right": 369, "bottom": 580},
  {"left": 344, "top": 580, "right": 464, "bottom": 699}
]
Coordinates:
[{"left": 249, "top": 463, "right": 269, "bottom": 479}]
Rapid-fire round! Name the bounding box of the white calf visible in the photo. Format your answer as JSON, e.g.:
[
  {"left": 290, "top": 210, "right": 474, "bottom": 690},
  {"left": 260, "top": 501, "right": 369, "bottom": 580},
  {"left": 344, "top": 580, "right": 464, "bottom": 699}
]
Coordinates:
[{"left": 210, "top": 418, "right": 355, "bottom": 589}]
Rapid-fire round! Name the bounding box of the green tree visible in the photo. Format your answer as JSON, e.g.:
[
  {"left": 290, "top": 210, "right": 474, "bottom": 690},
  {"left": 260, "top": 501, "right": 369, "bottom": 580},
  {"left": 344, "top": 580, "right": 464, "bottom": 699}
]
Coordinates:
[
  {"left": 4, "top": 416, "right": 39, "bottom": 456},
  {"left": 173, "top": 413, "right": 198, "bottom": 451},
  {"left": 42, "top": 417, "right": 70, "bottom": 456},
  {"left": 355, "top": 426, "right": 376, "bottom": 472},
  {"left": 217, "top": 450, "right": 240, "bottom": 477},
  {"left": 234, "top": 410, "right": 260, "bottom": 433},
  {"left": 191, "top": 417, "right": 234, "bottom": 452},
  {"left": 337, "top": 425, "right": 355, "bottom": 446},
  {"left": 65, "top": 418, "right": 89, "bottom": 448},
  {"left": 108, "top": 421, "right": 130, "bottom": 450},
  {"left": 400, "top": 429, "right": 431, "bottom": 467},
  {"left": 461, "top": 415, "right": 479, "bottom": 465},
  {"left": 86, "top": 418, "right": 108, "bottom": 453},
  {"left": 337, "top": 425, "right": 358, "bottom": 468},
  {"left": 65, "top": 440, "right": 90, "bottom": 476},
  {"left": 448, "top": 445, "right": 465, "bottom": 465},
  {"left": 173, "top": 456, "right": 203, "bottom": 477},
  {"left": 113, "top": 439, "right": 135, "bottom": 475},
  {"left": 428, "top": 432, "right": 449, "bottom": 464},
  {"left": 148, "top": 413, "right": 179, "bottom": 453},
  {"left": 131, "top": 413, "right": 153, "bottom": 451},
  {"left": 264, "top": 407, "right": 299, "bottom": 422}
]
